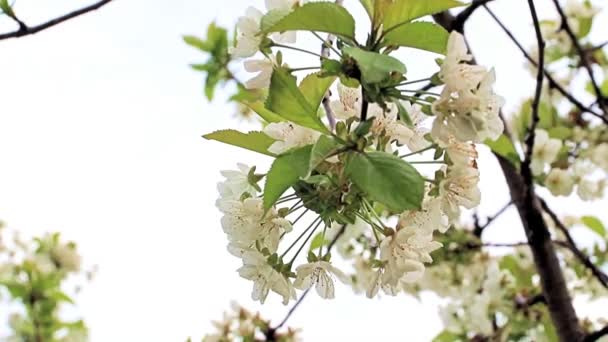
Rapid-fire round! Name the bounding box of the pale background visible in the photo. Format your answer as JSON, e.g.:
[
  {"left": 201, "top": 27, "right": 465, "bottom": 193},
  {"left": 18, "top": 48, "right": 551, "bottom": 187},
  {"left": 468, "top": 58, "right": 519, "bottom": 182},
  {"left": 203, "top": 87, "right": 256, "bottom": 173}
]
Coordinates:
[{"left": 0, "top": 0, "right": 606, "bottom": 341}]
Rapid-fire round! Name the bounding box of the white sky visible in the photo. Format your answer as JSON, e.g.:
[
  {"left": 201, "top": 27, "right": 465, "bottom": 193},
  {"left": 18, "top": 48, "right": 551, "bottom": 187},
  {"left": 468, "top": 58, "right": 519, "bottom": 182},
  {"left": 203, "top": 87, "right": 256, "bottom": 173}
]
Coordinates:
[{"left": 0, "top": 0, "right": 606, "bottom": 341}]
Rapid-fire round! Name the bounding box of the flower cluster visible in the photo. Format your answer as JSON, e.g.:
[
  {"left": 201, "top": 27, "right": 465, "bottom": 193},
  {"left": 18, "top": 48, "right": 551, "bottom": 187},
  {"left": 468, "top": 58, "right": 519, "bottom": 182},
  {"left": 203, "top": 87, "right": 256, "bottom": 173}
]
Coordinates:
[
  {"left": 0, "top": 224, "right": 91, "bottom": 342},
  {"left": 200, "top": 303, "right": 300, "bottom": 342},
  {"left": 205, "top": 0, "right": 504, "bottom": 305}
]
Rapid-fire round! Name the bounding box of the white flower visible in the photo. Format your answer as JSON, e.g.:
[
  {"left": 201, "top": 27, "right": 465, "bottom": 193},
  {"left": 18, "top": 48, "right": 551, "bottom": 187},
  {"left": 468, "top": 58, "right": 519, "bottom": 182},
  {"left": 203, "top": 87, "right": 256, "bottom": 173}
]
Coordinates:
[
  {"left": 577, "top": 179, "right": 605, "bottom": 201},
  {"left": 263, "top": 122, "right": 321, "bottom": 155},
  {"left": 30, "top": 255, "right": 56, "bottom": 274},
  {"left": 399, "top": 101, "right": 431, "bottom": 152},
  {"left": 330, "top": 83, "right": 361, "bottom": 120},
  {"left": 432, "top": 69, "right": 504, "bottom": 143},
  {"left": 237, "top": 250, "right": 296, "bottom": 304},
  {"left": 219, "top": 197, "right": 291, "bottom": 253},
  {"left": 591, "top": 143, "right": 608, "bottom": 172},
  {"left": 440, "top": 31, "right": 487, "bottom": 92},
  {"left": 230, "top": 1, "right": 299, "bottom": 58},
  {"left": 545, "top": 168, "right": 574, "bottom": 196},
  {"left": 398, "top": 197, "right": 449, "bottom": 234},
  {"left": 230, "top": 7, "right": 264, "bottom": 58},
  {"left": 439, "top": 165, "right": 481, "bottom": 221},
  {"left": 51, "top": 242, "right": 81, "bottom": 272},
  {"left": 438, "top": 134, "right": 478, "bottom": 167},
  {"left": 294, "top": 261, "right": 350, "bottom": 299},
  {"left": 531, "top": 129, "right": 562, "bottom": 175},
  {"left": 369, "top": 103, "right": 416, "bottom": 149},
  {"left": 244, "top": 58, "right": 275, "bottom": 89},
  {"left": 541, "top": 21, "right": 572, "bottom": 54},
  {"left": 379, "top": 226, "right": 442, "bottom": 287},
  {"left": 565, "top": 0, "right": 598, "bottom": 19},
  {"left": 217, "top": 163, "right": 258, "bottom": 202},
  {"left": 472, "top": 69, "right": 505, "bottom": 141}
]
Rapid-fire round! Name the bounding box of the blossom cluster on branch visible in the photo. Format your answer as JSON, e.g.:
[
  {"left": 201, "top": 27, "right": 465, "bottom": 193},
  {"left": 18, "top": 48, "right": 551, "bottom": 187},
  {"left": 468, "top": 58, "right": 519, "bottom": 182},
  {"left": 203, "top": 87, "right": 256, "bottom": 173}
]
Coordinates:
[
  {"left": 0, "top": 223, "right": 91, "bottom": 342},
  {"left": 185, "top": 0, "right": 608, "bottom": 340}
]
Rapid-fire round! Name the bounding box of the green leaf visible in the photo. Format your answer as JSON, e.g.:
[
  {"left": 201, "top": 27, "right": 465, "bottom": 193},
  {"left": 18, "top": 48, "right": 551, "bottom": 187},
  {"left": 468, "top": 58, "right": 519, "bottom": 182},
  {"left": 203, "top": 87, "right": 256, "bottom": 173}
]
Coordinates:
[
  {"left": 577, "top": 17, "right": 592, "bottom": 38},
  {"left": 485, "top": 134, "right": 521, "bottom": 167},
  {"left": 541, "top": 308, "right": 559, "bottom": 342},
  {"left": 500, "top": 255, "right": 532, "bottom": 287},
  {"left": 203, "top": 130, "right": 276, "bottom": 156},
  {"left": 548, "top": 126, "right": 572, "bottom": 140},
  {"left": 382, "top": 0, "right": 465, "bottom": 31},
  {"left": 309, "top": 135, "right": 342, "bottom": 173},
  {"left": 432, "top": 330, "right": 461, "bottom": 342},
  {"left": 266, "top": 2, "right": 356, "bottom": 40},
  {"left": 309, "top": 232, "right": 329, "bottom": 251},
  {"left": 261, "top": 8, "right": 292, "bottom": 31},
  {"left": 581, "top": 216, "right": 606, "bottom": 238},
  {"left": 247, "top": 101, "right": 285, "bottom": 123},
  {"left": 345, "top": 151, "right": 424, "bottom": 212},
  {"left": 359, "top": 0, "right": 374, "bottom": 19},
  {"left": 299, "top": 73, "right": 337, "bottom": 111},
  {"left": 49, "top": 290, "right": 75, "bottom": 304},
  {"left": 183, "top": 35, "right": 209, "bottom": 51},
  {"left": 0, "top": 0, "right": 14, "bottom": 16},
  {"left": 343, "top": 46, "right": 407, "bottom": 84},
  {"left": 183, "top": 23, "right": 228, "bottom": 54},
  {"left": 264, "top": 146, "right": 312, "bottom": 209},
  {"left": 266, "top": 68, "right": 329, "bottom": 133},
  {"left": 383, "top": 21, "right": 449, "bottom": 54}
]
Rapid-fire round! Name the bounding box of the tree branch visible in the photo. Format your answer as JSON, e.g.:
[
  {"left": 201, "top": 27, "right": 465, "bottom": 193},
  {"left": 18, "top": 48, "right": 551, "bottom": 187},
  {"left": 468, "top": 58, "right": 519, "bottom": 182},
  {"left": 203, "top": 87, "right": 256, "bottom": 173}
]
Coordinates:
[
  {"left": 433, "top": 6, "right": 584, "bottom": 340},
  {"left": 539, "top": 198, "right": 608, "bottom": 289},
  {"left": 449, "top": 0, "right": 496, "bottom": 33},
  {"left": 473, "top": 201, "right": 513, "bottom": 237},
  {"left": 0, "top": 0, "right": 113, "bottom": 41},
  {"left": 551, "top": 0, "right": 608, "bottom": 116},
  {"left": 521, "top": 0, "right": 545, "bottom": 185},
  {"left": 584, "top": 325, "right": 608, "bottom": 342},
  {"left": 482, "top": 5, "right": 608, "bottom": 124}
]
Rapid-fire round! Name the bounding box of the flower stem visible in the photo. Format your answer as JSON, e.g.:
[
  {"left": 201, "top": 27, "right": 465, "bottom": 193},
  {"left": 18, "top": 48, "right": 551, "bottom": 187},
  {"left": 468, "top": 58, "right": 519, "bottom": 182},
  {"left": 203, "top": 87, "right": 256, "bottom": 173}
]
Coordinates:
[
  {"left": 281, "top": 216, "right": 321, "bottom": 259},
  {"left": 289, "top": 66, "right": 321, "bottom": 72},
  {"left": 273, "top": 43, "right": 326, "bottom": 59},
  {"left": 289, "top": 219, "right": 323, "bottom": 265},
  {"left": 396, "top": 78, "right": 432, "bottom": 87},
  {"left": 408, "top": 161, "right": 445, "bottom": 165},
  {"left": 399, "top": 144, "right": 436, "bottom": 158}
]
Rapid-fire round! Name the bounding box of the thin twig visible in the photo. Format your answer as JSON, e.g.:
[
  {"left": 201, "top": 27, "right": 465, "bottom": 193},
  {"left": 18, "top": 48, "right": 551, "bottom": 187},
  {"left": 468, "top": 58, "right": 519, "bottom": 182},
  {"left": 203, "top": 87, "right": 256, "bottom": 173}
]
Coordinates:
[
  {"left": 521, "top": 0, "right": 546, "bottom": 191},
  {"left": 0, "top": 0, "right": 113, "bottom": 41},
  {"left": 320, "top": 0, "right": 344, "bottom": 131},
  {"left": 473, "top": 201, "right": 514, "bottom": 237},
  {"left": 273, "top": 224, "right": 346, "bottom": 331},
  {"left": 539, "top": 198, "right": 608, "bottom": 289},
  {"left": 551, "top": 0, "right": 608, "bottom": 116},
  {"left": 483, "top": 5, "right": 608, "bottom": 124}
]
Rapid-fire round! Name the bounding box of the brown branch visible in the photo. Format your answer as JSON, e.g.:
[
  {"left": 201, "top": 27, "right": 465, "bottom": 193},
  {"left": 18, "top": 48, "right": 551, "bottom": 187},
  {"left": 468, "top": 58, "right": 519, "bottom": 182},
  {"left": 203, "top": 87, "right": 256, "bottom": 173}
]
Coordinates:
[
  {"left": 539, "top": 198, "right": 608, "bottom": 289},
  {"left": 473, "top": 201, "right": 513, "bottom": 237},
  {"left": 584, "top": 325, "right": 608, "bottom": 342},
  {"left": 482, "top": 5, "right": 608, "bottom": 125},
  {"left": 521, "top": 0, "right": 546, "bottom": 192},
  {"left": 449, "top": 0, "right": 496, "bottom": 33},
  {"left": 0, "top": 0, "right": 113, "bottom": 41},
  {"left": 551, "top": 0, "right": 608, "bottom": 116},
  {"left": 433, "top": 8, "right": 584, "bottom": 341}
]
